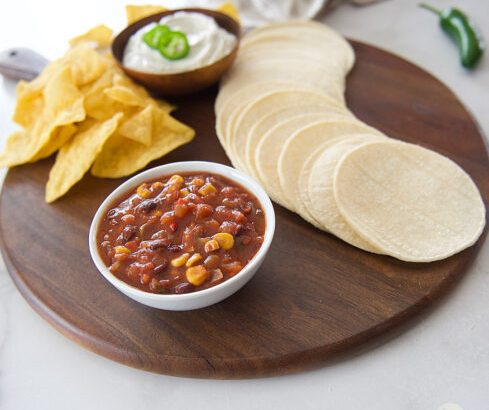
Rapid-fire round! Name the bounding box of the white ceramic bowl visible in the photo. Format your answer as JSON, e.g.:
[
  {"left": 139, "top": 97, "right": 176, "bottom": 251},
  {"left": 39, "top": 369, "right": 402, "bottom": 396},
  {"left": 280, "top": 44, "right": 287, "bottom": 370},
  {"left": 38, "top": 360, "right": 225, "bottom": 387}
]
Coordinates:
[{"left": 89, "top": 161, "right": 275, "bottom": 311}]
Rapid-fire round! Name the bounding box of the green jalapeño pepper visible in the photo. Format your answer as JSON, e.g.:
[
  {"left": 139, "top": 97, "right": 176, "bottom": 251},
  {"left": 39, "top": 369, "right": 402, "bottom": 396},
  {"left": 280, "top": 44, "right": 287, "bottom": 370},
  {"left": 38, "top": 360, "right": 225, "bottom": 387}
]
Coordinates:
[
  {"left": 420, "top": 4, "right": 484, "bottom": 69},
  {"left": 143, "top": 24, "right": 171, "bottom": 49},
  {"left": 158, "top": 31, "right": 190, "bottom": 60}
]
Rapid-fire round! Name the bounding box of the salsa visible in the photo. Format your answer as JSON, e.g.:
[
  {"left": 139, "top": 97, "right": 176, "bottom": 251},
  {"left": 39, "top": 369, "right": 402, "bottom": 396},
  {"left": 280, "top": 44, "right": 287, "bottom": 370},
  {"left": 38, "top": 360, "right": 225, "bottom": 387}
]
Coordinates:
[{"left": 97, "top": 172, "right": 265, "bottom": 294}]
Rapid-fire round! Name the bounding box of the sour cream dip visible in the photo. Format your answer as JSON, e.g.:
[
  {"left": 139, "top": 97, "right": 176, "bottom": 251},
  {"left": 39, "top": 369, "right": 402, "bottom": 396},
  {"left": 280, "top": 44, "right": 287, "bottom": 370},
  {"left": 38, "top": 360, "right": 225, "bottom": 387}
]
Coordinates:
[{"left": 123, "top": 11, "right": 237, "bottom": 74}]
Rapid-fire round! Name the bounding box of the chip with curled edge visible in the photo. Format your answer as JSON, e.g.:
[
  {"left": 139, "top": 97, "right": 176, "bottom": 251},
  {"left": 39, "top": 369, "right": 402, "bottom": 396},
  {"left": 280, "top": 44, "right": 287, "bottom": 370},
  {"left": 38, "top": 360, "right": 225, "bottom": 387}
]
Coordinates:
[
  {"left": 91, "top": 107, "right": 195, "bottom": 178},
  {"left": 69, "top": 24, "right": 113, "bottom": 49},
  {"left": 46, "top": 114, "right": 123, "bottom": 203}
]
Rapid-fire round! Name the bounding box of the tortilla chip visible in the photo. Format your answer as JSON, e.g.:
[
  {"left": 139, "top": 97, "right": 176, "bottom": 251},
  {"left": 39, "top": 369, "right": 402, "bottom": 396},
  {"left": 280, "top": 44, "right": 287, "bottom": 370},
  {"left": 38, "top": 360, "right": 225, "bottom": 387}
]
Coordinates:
[
  {"left": 217, "top": 2, "right": 240, "bottom": 22},
  {"left": 0, "top": 66, "right": 85, "bottom": 167},
  {"left": 64, "top": 44, "right": 107, "bottom": 86},
  {"left": 104, "top": 85, "right": 149, "bottom": 107},
  {"left": 83, "top": 69, "right": 172, "bottom": 121},
  {"left": 43, "top": 66, "right": 83, "bottom": 116},
  {"left": 13, "top": 60, "right": 64, "bottom": 104},
  {"left": 91, "top": 108, "right": 194, "bottom": 178},
  {"left": 82, "top": 71, "right": 127, "bottom": 120},
  {"left": 112, "top": 72, "right": 174, "bottom": 112},
  {"left": 96, "top": 52, "right": 119, "bottom": 72},
  {"left": 69, "top": 24, "right": 113, "bottom": 48},
  {"left": 126, "top": 4, "right": 167, "bottom": 25},
  {"left": 0, "top": 131, "right": 30, "bottom": 164},
  {"left": 125, "top": 3, "right": 240, "bottom": 25},
  {"left": 45, "top": 114, "right": 123, "bottom": 202},
  {"left": 31, "top": 124, "right": 78, "bottom": 162},
  {"left": 81, "top": 68, "right": 113, "bottom": 97},
  {"left": 13, "top": 81, "right": 46, "bottom": 127},
  {"left": 0, "top": 125, "right": 79, "bottom": 170},
  {"left": 13, "top": 59, "right": 72, "bottom": 128},
  {"left": 118, "top": 105, "right": 153, "bottom": 146},
  {"left": 85, "top": 92, "right": 129, "bottom": 121}
]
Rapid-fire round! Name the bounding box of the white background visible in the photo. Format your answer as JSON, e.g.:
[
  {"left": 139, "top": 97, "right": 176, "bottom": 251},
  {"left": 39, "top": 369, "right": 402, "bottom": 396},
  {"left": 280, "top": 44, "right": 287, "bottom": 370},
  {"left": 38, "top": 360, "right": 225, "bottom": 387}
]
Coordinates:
[{"left": 0, "top": 0, "right": 488, "bottom": 409}]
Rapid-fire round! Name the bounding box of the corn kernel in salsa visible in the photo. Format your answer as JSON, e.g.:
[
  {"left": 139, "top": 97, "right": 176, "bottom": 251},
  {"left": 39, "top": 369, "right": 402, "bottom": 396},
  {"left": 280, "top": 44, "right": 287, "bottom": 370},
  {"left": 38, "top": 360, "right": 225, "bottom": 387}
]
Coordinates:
[{"left": 97, "top": 172, "right": 265, "bottom": 294}]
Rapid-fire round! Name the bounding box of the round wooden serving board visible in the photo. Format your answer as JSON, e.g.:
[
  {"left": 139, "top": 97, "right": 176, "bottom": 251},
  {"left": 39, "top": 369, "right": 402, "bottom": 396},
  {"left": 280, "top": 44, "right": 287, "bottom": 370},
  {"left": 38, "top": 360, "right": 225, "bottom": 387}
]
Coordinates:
[{"left": 1, "top": 41, "right": 488, "bottom": 379}]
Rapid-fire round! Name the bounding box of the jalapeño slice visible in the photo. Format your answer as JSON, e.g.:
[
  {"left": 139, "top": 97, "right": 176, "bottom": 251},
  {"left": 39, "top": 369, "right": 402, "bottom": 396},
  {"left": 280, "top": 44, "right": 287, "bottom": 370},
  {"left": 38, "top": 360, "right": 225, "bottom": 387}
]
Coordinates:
[
  {"left": 158, "top": 31, "right": 190, "bottom": 60},
  {"left": 143, "top": 24, "right": 171, "bottom": 49}
]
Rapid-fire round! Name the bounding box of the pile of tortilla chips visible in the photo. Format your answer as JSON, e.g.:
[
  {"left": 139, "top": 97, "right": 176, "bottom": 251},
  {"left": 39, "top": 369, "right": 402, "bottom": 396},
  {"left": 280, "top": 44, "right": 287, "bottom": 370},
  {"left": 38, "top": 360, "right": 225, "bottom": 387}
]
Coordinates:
[{"left": 0, "top": 3, "right": 239, "bottom": 203}]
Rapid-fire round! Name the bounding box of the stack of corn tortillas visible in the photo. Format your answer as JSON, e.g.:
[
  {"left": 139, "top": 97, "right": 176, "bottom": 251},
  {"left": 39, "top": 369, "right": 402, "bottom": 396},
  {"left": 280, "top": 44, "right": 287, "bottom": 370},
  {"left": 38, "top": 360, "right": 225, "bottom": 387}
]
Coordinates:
[{"left": 215, "top": 21, "right": 486, "bottom": 262}]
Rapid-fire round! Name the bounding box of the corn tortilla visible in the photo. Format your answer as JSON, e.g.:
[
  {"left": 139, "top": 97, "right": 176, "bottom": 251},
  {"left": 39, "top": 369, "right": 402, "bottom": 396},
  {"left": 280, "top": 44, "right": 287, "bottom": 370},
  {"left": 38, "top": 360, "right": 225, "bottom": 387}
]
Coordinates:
[
  {"left": 246, "top": 104, "right": 349, "bottom": 181},
  {"left": 306, "top": 136, "right": 386, "bottom": 252},
  {"left": 334, "top": 140, "right": 486, "bottom": 262},
  {"left": 278, "top": 119, "right": 385, "bottom": 216},
  {"left": 254, "top": 115, "right": 337, "bottom": 209}
]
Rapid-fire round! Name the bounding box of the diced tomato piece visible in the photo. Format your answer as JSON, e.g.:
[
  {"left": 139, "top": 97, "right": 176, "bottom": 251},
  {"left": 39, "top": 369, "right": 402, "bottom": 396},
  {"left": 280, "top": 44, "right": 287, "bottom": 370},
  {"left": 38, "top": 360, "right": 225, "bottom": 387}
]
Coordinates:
[
  {"left": 195, "top": 203, "right": 214, "bottom": 220},
  {"left": 186, "top": 193, "right": 203, "bottom": 204},
  {"left": 113, "top": 252, "right": 130, "bottom": 262},
  {"left": 165, "top": 189, "right": 179, "bottom": 203},
  {"left": 219, "top": 221, "right": 240, "bottom": 235},
  {"left": 204, "top": 219, "right": 220, "bottom": 235},
  {"left": 126, "top": 263, "right": 141, "bottom": 280},
  {"left": 231, "top": 210, "right": 247, "bottom": 224},
  {"left": 240, "top": 201, "right": 253, "bottom": 214},
  {"left": 221, "top": 186, "right": 236, "bottom": 197},
  {"left": 125, "top": 240, "right": 139, "bottom": 251},
  {"left": 121, "top": 214, "right": 135, "bottom": 223},
  {"left": 160, "top": 211, "right": 175, "bottom": 226},
  {"left": 214, "top": 205, "right": 232, "bottom": 222},
  {"left": 141, "top": 273, "right": 152, "bottom": 285},
  {"left": 108, "top": 261, "right": 121, "bottom": 274},
  {"left": 174, "top": 200, "right": 189, "bottom": 218},
  {"left": 222, "top": 261, "right": 243, "bottom": 276}
]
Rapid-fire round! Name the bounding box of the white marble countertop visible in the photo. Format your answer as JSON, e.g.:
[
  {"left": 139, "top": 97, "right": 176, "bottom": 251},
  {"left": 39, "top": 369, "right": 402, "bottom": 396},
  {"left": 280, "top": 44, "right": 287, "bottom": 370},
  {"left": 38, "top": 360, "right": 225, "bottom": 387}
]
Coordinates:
[{"left": 0, "top": 0, "right": 488, "bottom": 409}]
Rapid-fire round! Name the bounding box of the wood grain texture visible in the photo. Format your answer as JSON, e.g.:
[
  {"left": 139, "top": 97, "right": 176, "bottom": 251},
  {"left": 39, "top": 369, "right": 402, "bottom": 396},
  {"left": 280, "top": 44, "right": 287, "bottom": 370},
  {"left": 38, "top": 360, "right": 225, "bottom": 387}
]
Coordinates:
[{"left": 0, "top": 41, "right": 488, "bottom": 379}]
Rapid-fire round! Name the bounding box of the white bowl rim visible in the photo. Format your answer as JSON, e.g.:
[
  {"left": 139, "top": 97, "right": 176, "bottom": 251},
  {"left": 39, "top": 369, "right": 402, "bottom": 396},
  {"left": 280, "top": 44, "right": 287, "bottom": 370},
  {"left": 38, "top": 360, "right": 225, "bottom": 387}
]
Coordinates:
[{"left": 88, "top": 161, "right": 275, "bottom": 302}]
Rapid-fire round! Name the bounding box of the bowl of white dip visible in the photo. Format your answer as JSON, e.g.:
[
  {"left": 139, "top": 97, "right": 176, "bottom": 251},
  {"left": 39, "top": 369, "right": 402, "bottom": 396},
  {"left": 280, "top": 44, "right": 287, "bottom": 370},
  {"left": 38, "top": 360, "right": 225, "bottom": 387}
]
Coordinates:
[{"left": 112, "top": 8, "right": 240, "bottom": 96}]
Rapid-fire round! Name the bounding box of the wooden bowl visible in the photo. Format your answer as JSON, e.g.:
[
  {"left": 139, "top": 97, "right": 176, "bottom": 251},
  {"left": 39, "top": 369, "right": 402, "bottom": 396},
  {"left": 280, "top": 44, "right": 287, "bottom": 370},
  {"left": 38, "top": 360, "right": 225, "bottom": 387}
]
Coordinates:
[{"left": 111, "top": 8, "right": 241, "bottom": 97}]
